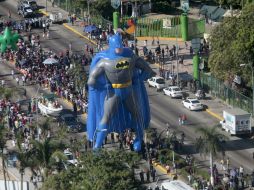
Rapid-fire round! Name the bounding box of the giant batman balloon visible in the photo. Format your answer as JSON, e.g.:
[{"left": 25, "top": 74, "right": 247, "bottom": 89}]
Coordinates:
[
  {"left": 87, "top": 33, "right": 156, "bottom": 151},
  {"left": 0, "top": 27, "right": 19, "bottom": 53}
]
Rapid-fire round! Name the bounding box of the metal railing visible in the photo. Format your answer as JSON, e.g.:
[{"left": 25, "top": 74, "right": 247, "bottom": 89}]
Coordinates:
[{"left": 201, "top": 73, "right": 253, "bottom": 114}]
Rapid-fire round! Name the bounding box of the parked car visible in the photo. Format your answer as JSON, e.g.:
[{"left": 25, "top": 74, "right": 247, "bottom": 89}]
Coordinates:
[
  {"left": 59, "top": 114, "right": 82, "bottom": 133},
  {"left": 64, "top": 149, "right": 78, "bottom": 165},
  {"left": 163, "top": 86, "right": 183, "bottom": 98},
  {"left": 18, "top": 4, "right": 35, "bottom": 17},
  {"left": 148, "top": 76, "right": 166, "bottom": 91},
  {"left": 182, "top": 98, "right": 203, "bottom": 111}
]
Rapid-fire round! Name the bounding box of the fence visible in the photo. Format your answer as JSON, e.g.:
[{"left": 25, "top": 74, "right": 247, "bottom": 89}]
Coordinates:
[
  {"left": 120, "top": 16, "right": 205, "bottom": 39},
  {"left": 188, "top": 18, "right": 205, "bottom": 39},
  {"left": 201, "top": 73, "right": 253, "bottom": 114}
]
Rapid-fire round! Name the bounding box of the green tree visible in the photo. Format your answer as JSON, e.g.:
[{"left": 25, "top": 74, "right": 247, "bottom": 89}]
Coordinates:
[
  {"left": 208, "top": 3, "right": 254, "bottom": 87},
  {"left": 15, "top": 132, "right": 29, "bottom": 190},
  {"left": 41, "top": 150, "right": 143, "bottom": 190},
  {"left": 195, "top": 126, "right": 227, "bottom": 186},
  {"left": 90, "top": 0, "right": 114, "bottom": 20},
  {"left": 0, "top": 125, "right": 8, "bottom": 190},
  {"left": 0, "top": 87, "right": 13, "bottom": 100},
  {"left": 29, "top": 138, "right": 63, "bottom": 178},
  {"left": 68, "top": 61, "right": 87, "bottom": 97}
]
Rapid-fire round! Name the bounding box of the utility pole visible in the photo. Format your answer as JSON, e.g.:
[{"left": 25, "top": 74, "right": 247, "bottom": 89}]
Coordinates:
[
  {"left": 87, "top": 0, "right": 90, "bottom": 24},
  {"left": 120, "top": 0, "right": 123, "bottom": 18},
  {"left": 134, "top": 0, "right": 137, "bottom": 55},
  {"left": 46, "top": 0, "right": 47, "bottom": 12},
  {"left": 176, "top": 26, "right": 179, "bottom": 87}
]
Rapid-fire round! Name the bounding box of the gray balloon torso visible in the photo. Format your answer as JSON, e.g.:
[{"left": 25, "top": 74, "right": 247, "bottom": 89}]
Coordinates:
[{"left": 99, "top": 57, "right": 134, "bottom": 84}]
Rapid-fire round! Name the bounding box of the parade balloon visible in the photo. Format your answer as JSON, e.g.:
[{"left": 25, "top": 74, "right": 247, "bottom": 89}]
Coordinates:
[
  {"left": 0, "top": 27, "right": 19, "bottom": 53},
  {"left": 87, "top": 32, "right": 156, "bottom": 152}
]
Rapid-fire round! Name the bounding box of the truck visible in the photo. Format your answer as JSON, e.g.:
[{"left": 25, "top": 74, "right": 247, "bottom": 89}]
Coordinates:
[
  {"left": 220, "top": 108, "right": 252, "bottom": 135},
  {"left": 49, "top": 12, "right": 63, "bottom": 24},
  {"left": 161, "top": 180, "right": 194, "bottom": 190}
]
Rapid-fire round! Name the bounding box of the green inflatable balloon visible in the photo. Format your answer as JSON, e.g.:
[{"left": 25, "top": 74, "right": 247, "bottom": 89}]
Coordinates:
[{"left": 0, "top": 27, "right": 20, "bottom": 53}]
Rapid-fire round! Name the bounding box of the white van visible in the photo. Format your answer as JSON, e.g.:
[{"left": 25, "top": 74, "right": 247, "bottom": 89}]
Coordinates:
[{"left": 161, "top": 180, "right": 194, "bottom": 190}]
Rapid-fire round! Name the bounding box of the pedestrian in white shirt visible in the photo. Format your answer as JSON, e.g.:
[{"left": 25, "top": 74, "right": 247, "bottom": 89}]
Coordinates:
[
  {"left": 16, "top": 77, "right": 19, "bottom": 85},
  {"left": 239, "top": 165, "right": 244, "bottom": 177},
  {"left": 22, "top": 75, "right": 26, "bottom": 86},
  {"left": 1, "top": 80, "right": 5, "bottom": 87},
  {"left": 11, "top": 70, "right": 15, "bottom": 79}
]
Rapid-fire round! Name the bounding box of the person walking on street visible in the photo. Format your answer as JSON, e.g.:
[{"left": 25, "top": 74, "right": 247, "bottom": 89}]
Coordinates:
[
  {"left": 178, "top": 115, "right": 182, "bottom": 126},
  {"left": 239, "top": 165, "right": 244, "bottom": 177},
  {"left": 22, "top": 75, "right": 26, "bottom": 86},
  {"left": 181, "top": 114, "right": 187, "bottom": 125},
  {"left": 151, "top": 168, "right": 156, "bottom": 182},
  {"left": 8, "top": 9, "right": 11, "bottom": 18},
  {"left": 16, "top": 77, "right": 19, "bottom": 85},
  {"left": 226, "top": 157, "right": 230, "bottom": 170},
  {"left": 11, "top": 69, "right": 15, "bottom": 79},
  {"left": 1, "top": 80, "right": 5, "bottom": 87}
]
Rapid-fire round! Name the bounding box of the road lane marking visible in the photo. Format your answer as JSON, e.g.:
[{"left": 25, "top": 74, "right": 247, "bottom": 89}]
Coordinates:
[{"left": 206, "top": 109, "right": 223, "bottom": 121}]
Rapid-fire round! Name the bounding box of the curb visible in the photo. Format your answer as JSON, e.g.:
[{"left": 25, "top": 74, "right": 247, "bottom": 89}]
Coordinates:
[
  {"left": 152, "top": 161, "right": 176, "bottom": 178},
  {"left": 39, "top": 10, "right": 49, "bottom": 16},
  {"left": 62, "top": 23, "right": 97, "bottom": 45},
  {"left": 205, "top": 109, "right": 223, "bottom": 121},
  {"left": 137, "top": 36, "right": 183, "bottom": 42}
]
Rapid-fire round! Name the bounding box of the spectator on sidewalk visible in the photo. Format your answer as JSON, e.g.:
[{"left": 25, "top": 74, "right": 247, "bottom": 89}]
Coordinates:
[
  {"left": 139, "top": 170, "right": 144, "bottom": 183},
  {"left": 151, "top": 168, "right": 156, "bottom": 182}
]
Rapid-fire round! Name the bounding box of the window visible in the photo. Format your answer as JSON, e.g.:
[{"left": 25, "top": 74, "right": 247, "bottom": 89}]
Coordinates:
[{"left": 246, "top": 120, "right": 249, "bottom": 124}]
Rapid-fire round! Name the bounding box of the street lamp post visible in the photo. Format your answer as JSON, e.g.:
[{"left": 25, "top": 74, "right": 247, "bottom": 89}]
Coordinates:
[
  {"left": 87, "top": 0, "right": 90, "bottom": 24},
  {"left": 92, "top": 128, "right": 107, "bottom": 149},
  {"left": 46, "top": 0, "right": 47, "bottom": 12},
  {"left": 133, "top": 0, "right": 137, "bottom": 55},
  {"left": 191, "top": 38, "right": 201, "bottom": 89},
  {"left": 240, "top": 63, "right": 254, "bottom": 115}
]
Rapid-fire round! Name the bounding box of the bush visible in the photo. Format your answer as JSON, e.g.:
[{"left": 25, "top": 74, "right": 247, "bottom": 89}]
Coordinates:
[{"left": 194, "top": 169, "right": 210, "bottom": 181}]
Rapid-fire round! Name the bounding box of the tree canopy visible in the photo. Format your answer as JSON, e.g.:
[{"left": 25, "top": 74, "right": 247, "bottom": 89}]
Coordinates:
[
  {"left": 208, "top": 2, "right": 254, "bottom": 87},
  {"left": 41, "top": 150, "right": 143, "bottom": 190}
]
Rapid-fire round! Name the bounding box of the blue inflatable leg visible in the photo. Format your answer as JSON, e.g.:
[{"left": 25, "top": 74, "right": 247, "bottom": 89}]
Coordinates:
[
  {"left": 94, "top": 124, "right": 108, "bottom": 149},
  {"left": 133, "top": 123, "right": 144, "bottom": 152}
]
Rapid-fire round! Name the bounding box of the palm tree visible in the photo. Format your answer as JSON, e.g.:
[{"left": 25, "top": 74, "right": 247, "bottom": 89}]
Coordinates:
[
  {"left": 29, "top": 138, "right": 59, "bottom": 178},
  {"left": 68, "top": 61, "right": 87, "bottom": 96},
  {"left": 15, "top": 133, "right": 29, "bottom": 190},
  {"left": 0, "top": 125, "right": 7, "bottom": 190},
  {"left": 39, "top": 118, "right": 52, "bottom": 140},
  {"left": 195, "top": 126, "right": 227, "bottom": 186},
  {"left": 0, "top": 87, "right": 13, "bottom": 100}
]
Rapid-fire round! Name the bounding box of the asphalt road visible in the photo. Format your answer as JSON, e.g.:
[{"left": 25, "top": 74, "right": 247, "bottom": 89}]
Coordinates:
[{"left": 1, "top": 0, "right": 254, "bottom": 178}]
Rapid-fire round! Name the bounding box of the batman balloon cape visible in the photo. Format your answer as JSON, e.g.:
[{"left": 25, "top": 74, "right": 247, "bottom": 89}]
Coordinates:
[{"left": 87, "top": 33, "right": 155, "bottom": 151}]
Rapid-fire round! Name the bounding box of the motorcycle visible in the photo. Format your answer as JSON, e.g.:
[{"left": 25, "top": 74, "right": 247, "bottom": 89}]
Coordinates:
[{"left": 195, "top": 89, "right": 206, "bottom": 100}]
